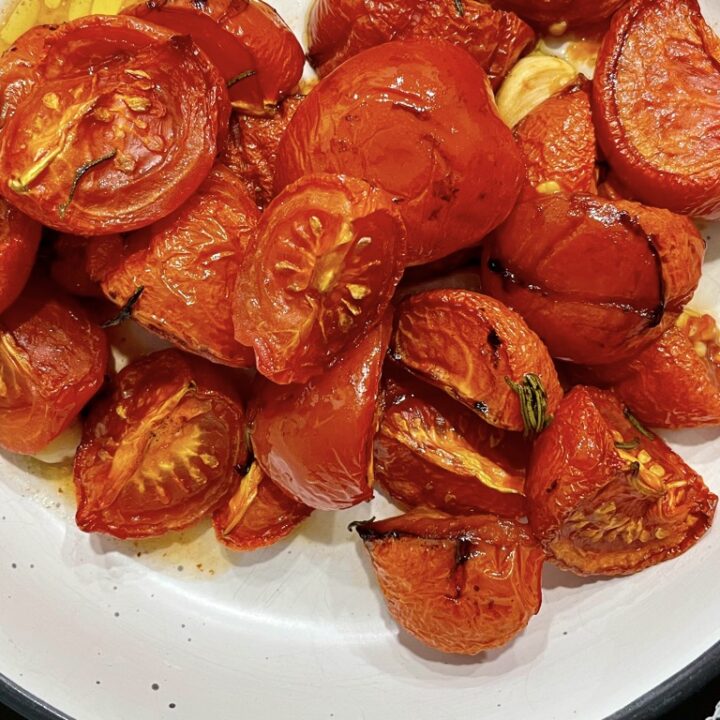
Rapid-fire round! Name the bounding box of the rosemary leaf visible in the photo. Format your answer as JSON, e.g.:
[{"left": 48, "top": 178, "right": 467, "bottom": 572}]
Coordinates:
[
  {"left": 615, "top": 439, "right": 640, "bottom": 450},
  {"left": 453, "top": 0, "right": 465, "bottom": 16},
  {"left": 227, "top": 69, "right": 257, "bottom": 88},
  {"left": 623, "top": 408, "right": 653, "bottom": 439},
  {"left": 101, "top": 286, "right": 144, "bottom": 328},
  {"left": 59, "top": 150, "right": 117, "bottom": 217},
  {"left": 505, "top": 373, "right": 552, "bottom": 436}
]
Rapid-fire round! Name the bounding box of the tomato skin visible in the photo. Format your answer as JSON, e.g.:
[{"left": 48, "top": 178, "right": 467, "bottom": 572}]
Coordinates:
[
  {"left": 50, "top": 234, "right": 104, "bottom": 298},
  {"left": 527, "top": 386, "right": 717, "bottom": 576},
  {"left": 74, "top": 349, "right": 247, "bottom": 539},
  {"left": 88, "top": 164, "right": 257, "bottom": 368},
  {"left": 593, "top": 0, "right": 720, "bottom": 218},
  {"left": 488, "top": 0, "right": 627, "bottom": 28},
  {"left": 308, "top": 0, "right": 535, "bottom": 89},
  {"left": 353, "top": 508, "right": 544, "bottom": 654},
  {"left": 234, "top": 173, "right": 406, "bottom": 384},
  {"left": 275, "top": 39, "right": 524, "bottom": 266},
  {"left": 249, "top": 313, "right": 391, "bottom": 510},
  {"left": 0, "top": 197, "right": 41, "bottom": 313},
  {"left": 0, "top": 15, "right": 230, "bottom": 235},
  {"left": 391, "top": 289, "right": 563, "bottom": 432},
  {"left": 0, "top": 276, "right": 108, "bottom": 455}
]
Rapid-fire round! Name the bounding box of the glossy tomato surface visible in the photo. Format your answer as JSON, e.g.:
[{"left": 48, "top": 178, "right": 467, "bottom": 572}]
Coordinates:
[
  {"left": 489, "top": 0, "right": 628, "bottom": 28},
  {"left": 0, "top": 196, "right": 41, "bottom": 312},
  {"left": 234, "top": 173, "right": 406, "bottom": 384},
  {"left": 354, "top": 508, "right": 544, "bottom": 654},
  {"left": 74, "top": 349, "right": 247, "bottom": 539},
  {"left": 50, "top": 233, "right": 103, "bottom": 298},
  {"left": 527, "top": 386, "right": 717, "bottom": 575},
  {"left": 275, "top": 39, "right": 524, "bottom": 265}
]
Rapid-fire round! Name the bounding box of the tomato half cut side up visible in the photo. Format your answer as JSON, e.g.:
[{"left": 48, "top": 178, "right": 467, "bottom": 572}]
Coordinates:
[
  {"left": 74, "top": 349, "right": 247, "bottom": 539},
  {"left": 0, "top": 276, "right": 108, "bottom": 455},
  {"left": 0, "top": 15, "right": 230, "bottom": 235},
  {"left": 391, "top": 289, "right": 563, "bottom": 433},
  {"left": 0, "top": 197, "right": 41, "bottom": 312},
  {"left": 213, "top": 460, "right": 313, "bottom": 552},
  {"left": 234, "top": 173, "right": 406, "bottom": 385},
  {"left": 249, "top": 311, "right": 392, "bottom": 511},
  {"left": 352, "top": 508, "right": 544, "bottom": 654},
  {"left": 527, "top": 386, "right": 717, "bottom": 576}
]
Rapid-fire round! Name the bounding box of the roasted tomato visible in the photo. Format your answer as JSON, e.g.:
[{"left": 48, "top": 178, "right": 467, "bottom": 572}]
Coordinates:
[
  {"left": 514, "top": 77, "right": 597, "bottom": 198},
  {"left": 375, "top": 365, "right": 529, "bottom": 517},
  {"left": 213, "top": 461, "right": 312, "bottom": 551},
  {"left": 234, "top": 173, "right": 406, "bottom": 384},
  {"left": 0, "top": 196, "right": 41, "bottom": 313},
  {"left": 0, "top": 15, "right": 230, "bottom": 235},
  {"left": 0, "top": 276, "right": 108, "bottom": 455},
  {"left": 391, "top": 289, "right": 562, "bottom": 433},
  {"left": 393, "top": 265, "right": 484, "bottom": 304},
  {"left": 353, "top": 508, "right": 544, "bottom": 654},
  {"left": 74, "top": 349, "right": 247, "bottom": 539},
  {"left": 249, "top": 312, "right": 391, "bottom": 510},
  {"left": 489, "top": 0, "right": 628, "bottom": 29},
  {"left": 50, "top": 234, "right": 103, "bottom": 298},
  {"left": 274, "top": 39, "right": 524, "bottom": 266},
  {"left": 593, "top": 0, "right": 720, "bottom": 218},
  {"left": 527, "top": 386, "right": 717, "bottom": 575},
  {"left": 221, "top": 94, "right": 303, "bottom": 209},
  {"left": 87, "top": 164, "right": 257, "bottom": 367},
  {"left": 481, "top": 193, "right": 666, "bottom": 365},
  {"left": 307, "top": 0, "right": 535, "bottom": 89}
]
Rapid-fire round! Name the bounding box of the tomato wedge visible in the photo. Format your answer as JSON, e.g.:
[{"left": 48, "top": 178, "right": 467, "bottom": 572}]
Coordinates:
[
  {"left": 74, "top": 349, "right": 247, "bottom": 539},
  {"left": 527, "top": 386, "right": 717, "bottom": 575},
  {"left": 233, "top": 173, "right": 406, "bottom": 384},
  {"left": 0, "top": 15, "right": 229, "bottom": 235},
  {"left": 489, "top": 0, "right": 627, "bottom": 28},
  {"left": 353, "top": 508, "right": 544, "bottom": 654}
]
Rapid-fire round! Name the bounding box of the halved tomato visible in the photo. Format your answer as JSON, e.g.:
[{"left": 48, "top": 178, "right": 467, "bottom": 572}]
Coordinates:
[
  {"left": 233, "top": 173, "right": 406, "bottom": 384},
  {"left": 0, "top": 196, "right": 41, "bottom": 312},
  {"left": 527, "top": 385, "right": 717, "bottom": 575},
  {"left": 0, "top": 276, "right": 108, "bottom": 454},
  {"left": 353, "top": 508, "right": 544, "bottom": 654},
  {"left": 489, "top": 0, "right": 627, "bottom": 28},
  {"left": 74, "top": 349, "right": 247, "bottom": 539}
]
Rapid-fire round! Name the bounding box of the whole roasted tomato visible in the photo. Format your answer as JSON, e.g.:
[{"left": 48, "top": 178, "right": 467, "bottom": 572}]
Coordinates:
[
  {"left": 249, "top": 312, "right": 391, "bottom": 510},
  {"left": 74, "top": 349, "right": 247, "bottom": 539},
  {"left": 274, "top": 39, "right": 524, "bottom": 265},
  {"left": 391, "top": 289, "right": 562, "bottom": 433},
  {"left": 233, "top": 173, "right": 406, "bottom": 384},
  {"left": 88, "top": 164, "right": 257, "bottom": 367},
  {"left": 527, "top": 386, "right": 717, "bottom": 575},
  {"left": 353, "top": 508, "right": 544, "bottom": 654},
  {"left": 0, "top": 197, "right": 41, "bottom": 313},
  {"left": 308, "top": 0, "right": 535, "bottom": 89},
  {"left": 50, "top": 234, "right": 103, "bottom": 298},
  {"left": 489, "top": 0, "right": 628, "bottom": 29},
  {"left": 375, "top": 365, "right": 529, "bottom": 517},
  {"left": 0, "top": 15, "right": 229, "bottom": 235},
  {"left": 0, "top": 276, "right": 108, "bottom": 454},
  {"left": 481, "top": 193, "right": 666, "bottom": 365},
  {"left": 593, "top": 0, "right": 720, "bottom": 218},
  {"left": 213, "top": 461, "right": 312, "bottom": 551}
]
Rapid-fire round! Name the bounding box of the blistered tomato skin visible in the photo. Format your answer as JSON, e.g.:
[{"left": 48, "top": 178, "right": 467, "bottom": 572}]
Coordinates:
[
  {"left": 234, "top": 174, "right": 406, "bottom": 384},
  {"left": 489, "top": 0, "right": 628, "bottom": 29},
  {"left": 308, "top": 0, "right": 535, "bottom": 89},
  {"left": 0, "top": 277, "right": 108, "bottom": 455},
  {"left": 249, "top": 313, "right": 391, "bottom": 511},
  {"left": 275, "top": 39, "right": 524, "bottom": 266},
  {"left": 391, "top": 290, "right": 563, "bottom": 432},
  {"left": 354, "top": 508, "right": 544, "bottom": 654},
  {"left": 0, "top": 15, "right": 230, "bottom": 235},
  {"left": 74, "top": 349, "right": 247, "bottom": 540},
  {"left": 0, "top": 197, "right": 41, "bottom": 313},
  {"left": 527, "top": 386, "right": 717, "bottom": 576},
  {"left": 88, "top": 164, "right": 257, "bottom": 368},
  {"left": 593, "top": 0, "right": 720, "bottom": 218}
]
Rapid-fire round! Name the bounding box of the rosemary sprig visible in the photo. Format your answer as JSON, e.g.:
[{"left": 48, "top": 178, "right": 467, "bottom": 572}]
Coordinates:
[
  {"left": 227, "top": 69, "right": 257, "bottom": 88},
  {"left": 505, "top": 373, "right": 552, "bottom": 436},
  {"left": 59, "top": 149, "right": 117, "bottom": 217},
  {"left": 615, "top": 439, "right": 641, "bottom": 450},
  {"left": 623, "top": 407, "right": 653, "bottom": 439},
  {"left": 453, "top": 0, "right": 465, "bottom": 16},
  {"left": 101, "top": 286, "right": 144, "bottom": 328}
]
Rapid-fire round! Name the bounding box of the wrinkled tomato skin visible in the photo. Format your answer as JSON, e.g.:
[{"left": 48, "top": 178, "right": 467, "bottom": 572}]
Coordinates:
[
  {"left": 249, "top": 313, "right": 391, "bottom": 510},
  {"left": 515, "top": 78, "right": 598, "bottom": 198},
  {"left": 354, "top": 508, "right": 544, "bottom": 654},
  {"left": 481, "top": 193, "right": 666, "bottom": 365},
  {"left": 50, "top": 234, "right": 104, "bottom": 298},
  {"left": 0, "top": 276, "right": 109, "bottom": 455},
  {"left": 308, "top": 0, "right": 535, "bottom": 89},
  {"left": 488, "top": 0, "right": 628, "bottom": 29},
  {"left": 0, "top": 16, "right": 230, "bottom": 235},
  {"left": 527, "top": 386, "right": 717, "bottom": 576},
  {"left": 0, "top": 197, "right": 41, "bottom": 313},
  {"left": 88, "top": 164, "right": 257, "bottom": 368},
  {"left": 391, "top": 289, "right": 563, "bottom": 432},
  {"left": 375, "top": 365, "right": 529, "bottom": 517},
  {"left": 234, "top": 174, "right": 406, "bottom": 384},
  {"left": 275, "top": 39, "right": 524, "bottom": 266},
  {"left": 593, "top": 0, "right": 720, "bottom": 218},
  {"left": 74, "top": 349, "right": 247, "bottom": 539},
  {"left": 221, "top": 95, "right": 304, "bottom": 209}
]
